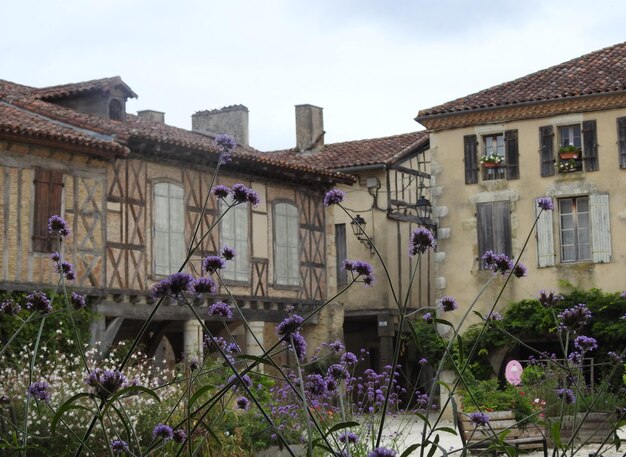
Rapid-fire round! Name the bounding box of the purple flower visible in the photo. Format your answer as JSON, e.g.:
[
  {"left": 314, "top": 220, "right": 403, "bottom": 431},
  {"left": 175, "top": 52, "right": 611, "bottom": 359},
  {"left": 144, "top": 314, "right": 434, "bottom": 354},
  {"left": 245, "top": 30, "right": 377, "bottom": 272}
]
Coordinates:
[
  {"left": 339, "top": 431, "right": 359, "bottom": 444},
  {"left": 538, "top": 290, "right": 562, "bottom": 307},
  {"left": 486, "top": 311, "right": 503, "bottom": 321},
  {"left": 512, "top": 263, "right": 527, "bottom": 278},
  {"left": 153, "top": 423, "right": 174, "bottom": 441},
  {"left": 276, "top": 314, "right": 304, "bottom": 338},
  {"left": 323, "top": 189, "right": 345, "bottom": 206},
  {"left": 246, "top": 189, "right": 261, "bottom": 207},
  {"left": 85, "top": 368, "right": 127, "bottom": 399},
  {"left": 215, "top": 134, "right": 236, "bottom": 164},
  {"left": 188, "top": 357, "right": 199, "bottom": 371},
  {"left": 289, "top": 332, "right": 307, "bottom": 360},
  {"left": 110, "top": 439, "right": 129, "bottom": 454},
  {"left": 367, "top": 447, "right": 396, "bottom": 457},
  {"left": 209, "top": 301, "right": 233, "bottom": 319},
  {"left": 342, "top": 259, "right": 355, "bottom": 271},
  {"left": 151, "top": 278, "right": 171, "bottom": 298},
  {"left": 168, "top": 272, "right": 195, "bottom": 296},
  {"left": 558, "top": 304, "right": 592, "bottom": 332},
  {"left": 493, "top": 254, "right": 514, "bottom": 275},
  {"left": 419, "top": 358, "right": 428, "bottom": 365},
  {"left": 437, "top": 296, "right": 457, "bottom": 312},
  {"left": 537, "top": 197, "right": 554, "bottom": 211},
  {"left": 50, "top": 251, "right": 61, "bottom": 262},
  {"left": 48, "top": 215, "right": 71, "bottom": 238},
  {"left": 25, "top": 291, "right": 52, "bottom": 314},
  {"left": 173, "top": 429, "right": 187, "bottom": 444},
  {"left": 409, "top": 228, "right": 435, "bottom": 256},
  {"left": 481, "top": 250, "right": 497, "bottom": 266},
  {"left": 203, "top": 255, "right": 226, "bottom": 274},
  {"left": 231, "top": 184, "right": 252, "bottom": 205},
  {"left": 236, "top": 396, "right": 250, "bottom": 410},
  {"left": 56, "top": 261, "right": 75, "bottom": 280},
  {"left": 28, "top": 381, "right": 50, "bottom": 402},
  {"left": 574, "top": 335, "right": 598, "bottom": 352},
  {"left": 556, "top": 388, "right": 576, "bottom": 404},
  {"left": 341, "top": 352, "right": 358, "bottom": 365},
  {"left": 193, "top": 276, "right": 216, "bottom": 294},
  {"left": 305, "top": 374, "right": 327, "bottom": 396},
  {"left": 71, "top": 292, "right": 86, "bottom": 310},
  {"left": 423, "top": 312, "right": 434, "bottom": 324},
  {"left": 468, "top": 412, "right": 490, "bottom": 427},
  {"left": 353, "top": 260, "right": 373, "bottom": 276},
  {"left": 0, "top": 300, "right": 21, "bottom": 315},
  {"left": 221, "top": 246, "right": 236, "bottom": 260},
  {"left": 327, "top": 364, "right": 349, "bottom": 380},
  {"left": 329, "top": 340, "right": 345, "bottom": 352},
  {"left": 213, "top": 185, "right": 230, "bottom": 199},
  {"left": 608, "top": 351, "right": 623, "bottom": 362},
  {"left": 227, "top": 374, "right": 252, "bottom": 391}
]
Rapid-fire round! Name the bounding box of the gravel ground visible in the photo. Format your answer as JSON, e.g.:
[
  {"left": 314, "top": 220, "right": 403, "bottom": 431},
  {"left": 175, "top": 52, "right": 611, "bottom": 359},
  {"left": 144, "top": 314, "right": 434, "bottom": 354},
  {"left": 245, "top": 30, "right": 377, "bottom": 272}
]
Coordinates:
[{"left": 382, "top": 415, "right": 626, "bottom": 456}]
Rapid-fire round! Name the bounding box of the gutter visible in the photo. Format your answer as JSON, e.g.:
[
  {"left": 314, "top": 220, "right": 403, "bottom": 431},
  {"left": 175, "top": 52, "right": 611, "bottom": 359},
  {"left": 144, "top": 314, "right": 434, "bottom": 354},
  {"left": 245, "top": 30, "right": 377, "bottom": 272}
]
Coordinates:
[{"left": 334, "top": 163, "right": 386, "bottom": 173}]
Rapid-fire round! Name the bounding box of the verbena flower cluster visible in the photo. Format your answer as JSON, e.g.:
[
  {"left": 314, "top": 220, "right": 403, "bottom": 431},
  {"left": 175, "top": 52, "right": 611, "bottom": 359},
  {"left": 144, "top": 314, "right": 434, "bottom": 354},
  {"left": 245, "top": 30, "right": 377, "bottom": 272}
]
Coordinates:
[
  {"left": 468, "top": 411, "right": 490, "bottom": 426},
  {"left": 343, "top": 259, "right": 375, "bottom": 286},
  {"left": 409, "top": 227, "right": 435, "bottom": 256},
  {"left": 212, "top": 183, "right": 260, "bottom": 207},
  {"left": 323, "top": 188, "right": 345, "bottom": 206},
  {"left": 557, "top": 303, "right": 592, "bottom": 332},
  {"left": 215, "top": 133, "right": 237, "bottom": 164},
  {"left": 48, "top": 215, "right": 71, "bottom": 238},
  {"left": 84, "top": 368, "right": 128, "bottom": 399},
  {"left": 481, "top": 251, "right": 527, "bottom": 277}
]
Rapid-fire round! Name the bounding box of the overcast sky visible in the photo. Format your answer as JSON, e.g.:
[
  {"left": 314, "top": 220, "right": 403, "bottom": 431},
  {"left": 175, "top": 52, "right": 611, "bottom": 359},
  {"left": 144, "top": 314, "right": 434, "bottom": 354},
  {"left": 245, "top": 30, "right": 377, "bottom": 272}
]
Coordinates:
[{"left": 3, "top": 0, "right": 626, "bottom": 150}]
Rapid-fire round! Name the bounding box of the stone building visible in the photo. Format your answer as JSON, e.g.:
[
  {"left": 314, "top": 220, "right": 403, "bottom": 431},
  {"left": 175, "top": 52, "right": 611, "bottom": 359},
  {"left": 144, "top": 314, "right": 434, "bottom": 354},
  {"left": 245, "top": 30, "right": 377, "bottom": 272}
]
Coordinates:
[
  {"left": 0, "top": 77, "right": 352, "bottom": 367},
  {"left": 267, "top": 105, "right": 434, "bottom": 376},
  {"left": 416, "top": 41, "right": 626, "bottom": 356}
]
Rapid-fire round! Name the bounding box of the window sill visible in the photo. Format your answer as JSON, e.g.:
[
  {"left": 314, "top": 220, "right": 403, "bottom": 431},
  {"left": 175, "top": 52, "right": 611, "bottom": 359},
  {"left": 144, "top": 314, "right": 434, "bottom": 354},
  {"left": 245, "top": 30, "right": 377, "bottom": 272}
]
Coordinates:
[
  {"left": 272, "top": 283, "right": 301, "bottom": 291},
  {"left": 222, "top": 279, "right": 250, "bottom": 287}
]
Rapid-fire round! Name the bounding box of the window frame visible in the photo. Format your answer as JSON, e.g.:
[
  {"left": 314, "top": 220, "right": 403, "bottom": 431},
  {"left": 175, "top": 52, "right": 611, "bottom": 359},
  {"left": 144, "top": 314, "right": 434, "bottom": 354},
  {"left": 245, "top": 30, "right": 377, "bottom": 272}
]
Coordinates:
[
  {"left": 153, "top": 181, "right": 186, "bottom": 276},
  {"left": 558, "top": 196, "right": 591, "bottom": 263},
  {"left": 477, "top": 129, "right": 519, "bottom": 182},
  {"left": 219, "top": 197, "right": 251, "bottom": 283},
  {"left": 272, "top": 200, "right": 301, "bottom": 288}
]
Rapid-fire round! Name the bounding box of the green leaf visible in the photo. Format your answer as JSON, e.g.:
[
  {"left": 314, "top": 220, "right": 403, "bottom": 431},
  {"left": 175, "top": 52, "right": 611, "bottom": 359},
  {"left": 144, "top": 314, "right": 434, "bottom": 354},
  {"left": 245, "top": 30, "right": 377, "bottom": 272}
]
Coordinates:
[
  {"left": 550, "top": 421, "right": 562, "bottom": 448},
  {"left": 189, "top": 384, "right": 216, "bottom": 407},
  {"left": 399, "top": 443, "right": 421, "bottom": 457},
  {"left": 433, "top": 426, "right": 457, "bottom": 435},
  {"left": 324, "top": 421, "right": 360, "bottom": 436},
  {"left": 51, "top": 392, "right": 94, "bottom": 434}
]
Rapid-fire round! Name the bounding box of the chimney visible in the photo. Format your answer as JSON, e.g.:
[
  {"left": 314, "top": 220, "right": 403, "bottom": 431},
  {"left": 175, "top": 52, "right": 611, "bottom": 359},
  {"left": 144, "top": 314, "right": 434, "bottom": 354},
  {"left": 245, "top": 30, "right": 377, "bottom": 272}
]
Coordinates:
[
  {"left": 192, "top": 105, "right": 249, "bottom": 147},
  {"left": 295, "top": 104, "right": 324, "bottom": 153},
  {"left": 137, "top": 109, "right": 165, "bottom": 123}
]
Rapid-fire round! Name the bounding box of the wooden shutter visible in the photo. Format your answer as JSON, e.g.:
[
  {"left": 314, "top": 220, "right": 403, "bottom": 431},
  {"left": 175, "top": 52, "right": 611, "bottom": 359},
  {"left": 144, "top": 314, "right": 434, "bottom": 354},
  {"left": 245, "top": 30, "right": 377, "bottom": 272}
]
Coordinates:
[
  {"left": 504, "top": 130, "right": 519, "bottom": 180},
  {"left": 464, "top": 135, "right": 478, "bottom": 184},
  {"left": 335, "top": 224, "right": 347, "bottom": 286},
  {"left": 617, "top": 117, "right": 626, "bottom": 168},
  {"left": 153, "top": 183, "right": 184, "bottom": 275},
  {"left": 169, "top": 185, "right": 186, "bottom": 271},
  {"left": 476, "top": 201, "right": 511, "bottom": 268},
  {"left": 221, "top": 201, "right": 249, "bottom": 282},
  {"left": 273, "top": 202, "right": 300, "bottom": 286},
  {"left": 589, "top": 193, "right": 611, "bottom": 263},
  {"left": 539, "top": 126, "right": 555, "bottom": 177},
  {"left": 582, "top": 120, "right": 598, "bottom": 172},
  {"left": 33, "top": 169, "right": 64, "bottom": 252},
  {"left": 535, "top": 197, "right": 555, "bottom": 267}
]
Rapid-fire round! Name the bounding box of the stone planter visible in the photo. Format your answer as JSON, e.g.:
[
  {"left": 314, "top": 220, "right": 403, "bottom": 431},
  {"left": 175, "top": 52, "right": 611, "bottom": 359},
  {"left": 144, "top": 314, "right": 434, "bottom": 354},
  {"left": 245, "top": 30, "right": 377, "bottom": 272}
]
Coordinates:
[{"left": 547, "top": 412, "right": 616, "bottom": 444}]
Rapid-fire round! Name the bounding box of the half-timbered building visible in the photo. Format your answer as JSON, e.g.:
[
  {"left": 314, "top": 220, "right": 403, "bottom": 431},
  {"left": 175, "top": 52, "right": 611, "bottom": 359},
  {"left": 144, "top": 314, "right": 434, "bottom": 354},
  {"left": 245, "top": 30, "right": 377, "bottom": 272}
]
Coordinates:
[{"left": 0, "top": 77, "right": 352, "bottom": 367}]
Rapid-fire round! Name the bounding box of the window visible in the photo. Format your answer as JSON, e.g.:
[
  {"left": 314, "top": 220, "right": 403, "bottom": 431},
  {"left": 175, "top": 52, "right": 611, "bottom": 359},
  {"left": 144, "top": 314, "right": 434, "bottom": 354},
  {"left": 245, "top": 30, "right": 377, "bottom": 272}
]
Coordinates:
[
  {"left": 617, "top": 117, "right": 626, "bottom": 168},
  {"left": 154, "top": 182, "right": 185, "bottom": 275},
  {"left": 32, "top": 169, "right": 64, "bottom": 252},
  {"left": 476, "top": 201, "right": 511, "bottom": 269},
  {"left": 540, "top": 121, "right": 598, "bottom": 176},
  {"left": 465, "top": 130, "right": 518, "bottom": 184},
  {"left": 335, "top": 223, "right": 347, "bottom": 286},
  {"left": 273, "top": 202, "right": 300, "bottom": 286},
  {"left": 559, "top": 197, "right": 590, "bottom": 262},
  {"left": 535, "top": 194, "right": 611, "bottom": 266},
  {"left": 220, "top": 199, "right": 249, "bottom": 282},
  {"left": 109, "top": 99, "right": 123, "bottom": 121}
]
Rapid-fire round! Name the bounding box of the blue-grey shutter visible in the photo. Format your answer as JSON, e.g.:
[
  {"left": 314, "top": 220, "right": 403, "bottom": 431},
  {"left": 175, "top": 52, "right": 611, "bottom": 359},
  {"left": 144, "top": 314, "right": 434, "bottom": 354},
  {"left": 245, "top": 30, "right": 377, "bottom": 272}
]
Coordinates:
[
  {"left": 335, "top": 224, "right": 347, "bottom": 285},
  {"left": 505, "top": 130, "right": 519, "bottom": 180},
  {"left": 590, "top": 193, "right": 611, "bottom": 263},
  {"left": 582, "top": 120, "right": 598, "bottom": 172},
  {"left": 464, "top": 135, "right": 478, "bottom": 184},
  {"left": 535, "top": 197, "right": 555, "bottom": 267},
  {"left": 539, "top": 126, "right": 555, "bottom": 177},
  {"left": 617, "top": 117, "right": 626, "bottom": 168}
]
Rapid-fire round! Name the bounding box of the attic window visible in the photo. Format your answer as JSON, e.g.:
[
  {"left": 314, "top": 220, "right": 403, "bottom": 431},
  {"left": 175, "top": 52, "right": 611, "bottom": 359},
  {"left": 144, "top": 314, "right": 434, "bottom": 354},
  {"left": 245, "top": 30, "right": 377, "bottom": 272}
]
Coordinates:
[{"left": 109, "top": 99, "right": 123, "bottom": 121}]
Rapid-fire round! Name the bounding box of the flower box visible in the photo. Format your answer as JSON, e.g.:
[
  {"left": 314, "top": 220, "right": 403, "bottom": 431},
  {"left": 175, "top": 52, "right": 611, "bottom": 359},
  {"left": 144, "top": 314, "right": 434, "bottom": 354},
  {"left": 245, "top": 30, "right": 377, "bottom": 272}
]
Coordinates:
[
  {"left": 558, "top": 145, "right": 580, "bottom": 160},
  {"left": 546, "top": 412, "right": 616, "bottom": 444}
]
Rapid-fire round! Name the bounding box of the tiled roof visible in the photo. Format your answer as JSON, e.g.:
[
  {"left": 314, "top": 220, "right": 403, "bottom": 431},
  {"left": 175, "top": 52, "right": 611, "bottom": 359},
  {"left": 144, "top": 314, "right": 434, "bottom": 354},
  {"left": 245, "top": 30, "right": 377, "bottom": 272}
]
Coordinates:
[
  {"left": 0, "top": 77, "right": 352, "bottom": 183},
  {"left": 0, "top": 101, "right": 128, "bottom": 158},
  {"left": 265, "top": 131, "right": 429, "bottom": 170},
  {"left": 418, "top": 41, "right": 626, "bottom": 119},
  {"left": 32, "top": 76, "right": 138, "bottom": 100}
]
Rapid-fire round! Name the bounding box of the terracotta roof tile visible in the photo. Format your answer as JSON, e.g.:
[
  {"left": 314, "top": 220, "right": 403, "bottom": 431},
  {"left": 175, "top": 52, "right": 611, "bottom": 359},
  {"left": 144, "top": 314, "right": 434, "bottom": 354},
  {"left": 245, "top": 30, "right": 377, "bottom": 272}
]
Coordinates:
[
  {"left": 418, "top": 41, "right": 626, "bottom": 119},
  {"left": 32, "top": 76, "right": 138, "bottom": 100},
  {"left": 265, "top": 131, "right": 429, "bottom": 169}
]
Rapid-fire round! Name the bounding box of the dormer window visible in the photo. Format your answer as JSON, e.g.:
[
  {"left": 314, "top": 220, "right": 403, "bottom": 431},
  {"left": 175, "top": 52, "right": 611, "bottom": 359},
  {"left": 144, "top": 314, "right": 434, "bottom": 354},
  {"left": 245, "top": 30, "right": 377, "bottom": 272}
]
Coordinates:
[{"left": 109, "top": 99, "right": 123, "bottom": 121}]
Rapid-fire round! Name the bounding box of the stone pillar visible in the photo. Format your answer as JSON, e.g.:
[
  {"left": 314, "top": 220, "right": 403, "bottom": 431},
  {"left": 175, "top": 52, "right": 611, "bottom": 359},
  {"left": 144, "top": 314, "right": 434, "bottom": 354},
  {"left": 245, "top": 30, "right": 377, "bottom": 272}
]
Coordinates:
[
  {"left": 246, "top": 321, "right": 265, "bottom": 373},
  {"left": 183, "top": 319, "right": 203, "bottom": 358}
]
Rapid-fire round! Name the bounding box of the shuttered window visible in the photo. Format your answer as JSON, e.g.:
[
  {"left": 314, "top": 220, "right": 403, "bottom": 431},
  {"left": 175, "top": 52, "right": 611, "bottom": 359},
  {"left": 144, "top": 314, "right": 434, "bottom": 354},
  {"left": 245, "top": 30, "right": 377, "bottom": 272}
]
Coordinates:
[
  {"left": 220, "top": 199, "right": 250, "bottom": 282},
  {"left": 476, "top": 201, "right": 511, "bottom": 269},
  {"left": 464, "top": 135, "right": 478, "bottom": 184},
  {"left": 582, "top": 120, "right": 598, "bottom": 172},
  {"left": 154, "top": 182, "right": 185, "bottom": 275},
  {"left": 273, "top": 202, "right": 300, "bottom": 286},
  {"left": 33, "top": 169, "right": 64, "bottom": 252},
  {"left": 335, "top": 223, "right": 347, "bottom": 286},
  {"left": 504, "top": 129, "right": 519, "bottom": 180},
  {"left": 536, "top": 194, "right": 611, "bottom": 266},
  {"left": 617, "top": 117, "right": 626, "bottom": 168},
  {"left": 539, "top": 126, "right": 555, "bottom": 177}
]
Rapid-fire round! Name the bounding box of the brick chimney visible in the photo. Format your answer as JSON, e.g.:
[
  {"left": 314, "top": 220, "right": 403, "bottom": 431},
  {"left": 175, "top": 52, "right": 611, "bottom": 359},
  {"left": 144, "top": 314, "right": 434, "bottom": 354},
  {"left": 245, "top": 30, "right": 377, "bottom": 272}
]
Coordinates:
[
  {"left": 192, "top": 105, "right": 249, "bottom": 147},
  {"left": 137, "top": 110, "right": 165, "bottom": 123},
  {"left": 295, "top": 104, "right": 324, "bottom": 153}
]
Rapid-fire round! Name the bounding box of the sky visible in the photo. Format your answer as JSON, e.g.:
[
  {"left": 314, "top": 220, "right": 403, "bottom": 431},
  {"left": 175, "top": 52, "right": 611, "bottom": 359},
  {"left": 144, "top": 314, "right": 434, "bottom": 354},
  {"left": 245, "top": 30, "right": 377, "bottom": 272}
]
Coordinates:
[{"left": 3, "top": 0, "right": 626, "bottom": 151}]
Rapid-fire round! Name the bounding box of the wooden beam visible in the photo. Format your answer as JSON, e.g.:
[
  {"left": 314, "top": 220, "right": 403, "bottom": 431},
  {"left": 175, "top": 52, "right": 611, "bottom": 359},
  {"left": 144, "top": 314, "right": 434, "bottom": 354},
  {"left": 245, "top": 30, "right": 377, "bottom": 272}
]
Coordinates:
[{"left": 390, "top": 165, "right": 431, "bottom": 179}]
